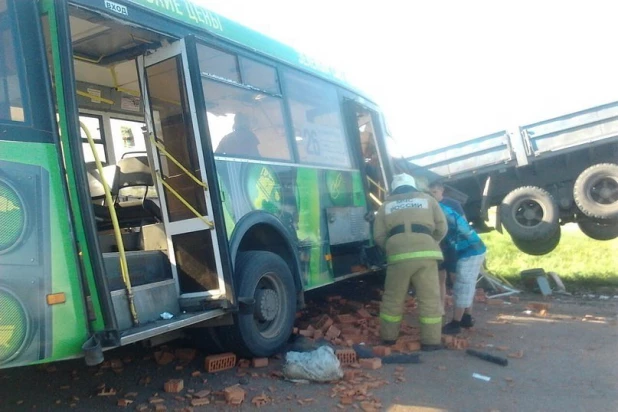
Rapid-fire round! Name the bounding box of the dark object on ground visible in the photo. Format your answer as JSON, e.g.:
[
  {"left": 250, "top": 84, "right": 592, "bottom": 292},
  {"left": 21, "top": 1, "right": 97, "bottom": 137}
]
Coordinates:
[
  {"left": 353, "top": 344, "right": 375, "bottom": 359},
  {"left": 382, "top": 353, "right": 421, "bottom": 364},
  {"left": 466, "top": 349, "right": 509, "bottom": 366},
  {"left": 421, "top": 344, "right": 444, "bottom": 352}
]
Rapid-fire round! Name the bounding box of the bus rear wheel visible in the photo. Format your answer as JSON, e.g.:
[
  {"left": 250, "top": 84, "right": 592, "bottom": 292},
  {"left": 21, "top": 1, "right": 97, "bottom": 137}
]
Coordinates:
[{"left": 220, "top": 251, "right": 296, "bottom": 357}]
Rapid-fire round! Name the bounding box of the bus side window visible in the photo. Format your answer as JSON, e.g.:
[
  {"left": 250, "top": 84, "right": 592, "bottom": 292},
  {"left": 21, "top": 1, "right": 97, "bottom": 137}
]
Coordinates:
[{"left": 0, "top": 0, "right": 26, "bottom": 123}]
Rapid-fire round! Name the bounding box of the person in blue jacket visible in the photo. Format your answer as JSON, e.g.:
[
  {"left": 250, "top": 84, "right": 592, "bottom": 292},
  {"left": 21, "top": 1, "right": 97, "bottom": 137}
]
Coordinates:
[{"left": 439, "top": 203, "right": 487, "bottom": 335}]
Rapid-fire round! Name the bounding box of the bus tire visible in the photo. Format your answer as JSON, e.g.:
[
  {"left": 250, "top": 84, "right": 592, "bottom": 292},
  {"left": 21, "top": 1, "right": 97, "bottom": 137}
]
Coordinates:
[
  {"left": 577, "top": 218, "right": 618, "bottom": 241},
  {"left": 220, "top": 251, "right": 295, "bottom": 357},
  {"left": 573, "top": 163, "right": 618, "bottom": 220},
  {"left": 512, "top": 225, "right": 561, "bottom": 256},
  {"left": 499, "top": 186, "right": 559, "bottom": 241}
]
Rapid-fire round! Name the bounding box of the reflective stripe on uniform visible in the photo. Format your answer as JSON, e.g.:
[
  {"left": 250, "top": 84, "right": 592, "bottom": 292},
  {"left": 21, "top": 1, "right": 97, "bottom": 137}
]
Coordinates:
[
  {"left": 380, "top": 312, "right": 402, "bottom": 323},
  {"left": 387, "top": 250, "right": 443, "bottom": 263},
  {"left": 419, "top": 316, "right": 443, "bottom": 325}
]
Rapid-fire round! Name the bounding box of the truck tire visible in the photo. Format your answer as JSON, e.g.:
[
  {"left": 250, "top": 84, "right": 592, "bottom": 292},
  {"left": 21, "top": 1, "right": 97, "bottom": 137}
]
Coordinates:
[
  {"left": 573, "top": 163, "right": 618, "bottom": 220},
  {"left": 499, "top": 186, "right": 559, "bottom": 241},
  {"left": 512, "top": 225, "right": 561, "bottom": 256},
  {"left": 218, "top": 251, "right": 296, "bottom": 357},
  {"left": 577, "top": 218, "right": 618, "bottom": 241}
]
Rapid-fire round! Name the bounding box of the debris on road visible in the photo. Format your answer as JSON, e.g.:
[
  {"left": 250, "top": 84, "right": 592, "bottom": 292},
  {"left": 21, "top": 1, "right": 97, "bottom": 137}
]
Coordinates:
[
  {"left": 472, "top": 373, "right": 491, "bottom": 382},
  {"left": 283, "top": 346, "right": 344, "bottom": 382},
  {"left": 465, "top": 349, "right": 509, "bottom": 366},
  {"left": 163, "top": 379, "right": 184, "bottom": 393},
  {"left": 223, "top": 384, "right": 246, "bottom": 405},
  {"left": 205, "top": 352, "right": 236, "bottom": 373}
]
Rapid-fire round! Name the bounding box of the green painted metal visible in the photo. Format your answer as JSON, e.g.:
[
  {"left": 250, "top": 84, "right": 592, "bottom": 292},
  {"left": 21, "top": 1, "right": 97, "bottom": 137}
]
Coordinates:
[
  {"left": 40, "top": 0, "right": 106, "bottom": 332},
  {"left": 0, "top": 141, "right": 90, "bottom": 362}
]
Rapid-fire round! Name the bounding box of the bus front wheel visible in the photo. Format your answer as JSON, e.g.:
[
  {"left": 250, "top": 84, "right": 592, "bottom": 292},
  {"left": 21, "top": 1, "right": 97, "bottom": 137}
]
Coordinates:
[{"left": 221, "top": 251, "right": 296, "bottom": 357}]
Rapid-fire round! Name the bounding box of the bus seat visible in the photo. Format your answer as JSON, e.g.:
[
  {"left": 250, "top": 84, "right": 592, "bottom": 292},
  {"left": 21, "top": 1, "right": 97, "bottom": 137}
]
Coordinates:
[{"left": 91, "top": 156, "right": 161, "bottom": 230}]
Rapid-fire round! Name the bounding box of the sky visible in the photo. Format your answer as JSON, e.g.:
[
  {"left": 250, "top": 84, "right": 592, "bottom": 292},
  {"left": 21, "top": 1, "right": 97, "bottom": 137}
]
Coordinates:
[{"left": 199, "top": 0, "right": 618, "bottom": 157}]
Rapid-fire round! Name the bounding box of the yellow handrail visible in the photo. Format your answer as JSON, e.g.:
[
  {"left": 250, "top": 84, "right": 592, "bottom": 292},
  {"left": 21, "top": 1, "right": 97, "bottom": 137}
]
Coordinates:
[
  {"left": 77, "top": 90, "right": 114, "bottom": 105},
  {"left": 155, "top": 171, "right": 214, "bottom": 228},
  {"left": 150, "top": 135, "right": 208, "bottom": 189},
  {"left": 81, "top": 121, "right": 139, "bottom": 326}
]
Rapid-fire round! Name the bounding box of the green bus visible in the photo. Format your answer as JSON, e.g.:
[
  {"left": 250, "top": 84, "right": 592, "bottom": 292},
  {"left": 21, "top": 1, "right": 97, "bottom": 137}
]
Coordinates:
[{"left": 0, "top": 0, "right": 397, "bottom": 368}]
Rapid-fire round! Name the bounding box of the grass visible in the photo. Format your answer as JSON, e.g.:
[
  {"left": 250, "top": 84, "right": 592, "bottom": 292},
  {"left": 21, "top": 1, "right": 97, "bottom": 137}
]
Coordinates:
[{"left": 480, "top": 224, "right": 618, "bottom": 290}]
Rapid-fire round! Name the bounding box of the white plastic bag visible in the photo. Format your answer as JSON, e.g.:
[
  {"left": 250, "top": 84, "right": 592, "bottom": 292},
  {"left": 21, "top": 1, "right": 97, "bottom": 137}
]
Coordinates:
[{"left": 282, "top": 346, "right": 344, "bottom": 383}]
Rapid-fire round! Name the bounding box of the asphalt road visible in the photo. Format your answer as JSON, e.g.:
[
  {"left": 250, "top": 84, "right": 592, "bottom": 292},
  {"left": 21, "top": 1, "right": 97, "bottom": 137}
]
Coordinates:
[{"left": 1, "top": 279, "right": 616, "bottom": 412}]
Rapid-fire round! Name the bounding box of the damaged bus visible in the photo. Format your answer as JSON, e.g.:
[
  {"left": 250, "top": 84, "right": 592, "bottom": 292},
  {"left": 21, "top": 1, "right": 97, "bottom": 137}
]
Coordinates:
[{"left": 0, "top": 0, "right": 395, "bottom": 367}]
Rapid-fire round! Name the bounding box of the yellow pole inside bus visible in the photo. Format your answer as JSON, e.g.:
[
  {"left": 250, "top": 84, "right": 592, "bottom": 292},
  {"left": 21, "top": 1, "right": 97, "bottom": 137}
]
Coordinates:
[{"left": 80, "top": 121, "right": 139, "bottom": 326}]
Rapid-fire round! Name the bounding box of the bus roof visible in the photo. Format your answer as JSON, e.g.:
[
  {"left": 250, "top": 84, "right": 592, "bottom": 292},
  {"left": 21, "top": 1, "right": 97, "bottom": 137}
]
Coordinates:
[{"left": 126, "top": 0, "right": 373, "bottom": 101}]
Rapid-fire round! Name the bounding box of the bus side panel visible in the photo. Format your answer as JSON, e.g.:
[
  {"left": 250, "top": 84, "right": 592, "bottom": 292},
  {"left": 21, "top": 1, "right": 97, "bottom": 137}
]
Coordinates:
[
  {"left": 215, "top": 159, "right": 366, "bottom": 289},
  {"left": 0, "top": 141, "right": 89, "bottom": 368}
]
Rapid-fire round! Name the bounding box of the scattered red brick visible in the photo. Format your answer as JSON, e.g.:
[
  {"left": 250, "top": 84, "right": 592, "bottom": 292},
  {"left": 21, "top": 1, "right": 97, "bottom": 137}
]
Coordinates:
[
  {"left": 509, "top": 296, "right": 520, "bottom": 303},
  {"left": 357, "top": 309, "right": 372, "bottom": 319},
  {"left": 315, "top": 315, "right": 334, "bottom": 331},
  {"left": 359, "top": 358, "right": 382, "bottom": 370},
  {"left": 298, "top": 329, "right": 313, "bottom": 337},
  {"left": 163, "top": 379, "right": 184, "bottom": 393},
  {"left": 154, "top": 351, "right": 175, "bottom": 366},
  {"left": 487, "top": 299, "right": 504, "bottom": 306},
  {"left": 252, "top": 358, "right": 269, "bottom": 368},
  {"left": 372, "top": 346, "right": 391, "bottom": 357},
  {"left": 223, "top": 385, "right": 246, "bottom": 405},
  {"left": 508, "top": 350, "right": 524, "bottom": 359},
  {"left": 405, "top": 341, "right": 421, "bottom": 352},
  {"left": 117, "top": 399, "right": 133, "bottom": 407},
  {"left": 251, "top": 393, "right": 271, "bottom": 407},
  {"left": 194, "top": 389, "right": 210, "bottom": 398},
  {"left": 175, "top": 348, "right": 197, "bottom": 362},
  {"left": 336, "top": 314, "right": 357, "bottom": 324},
  {"left": 191, "top": 398, "right": 210, "bottom": 407},
  {"left": 205, "top": 353, "right": 236, "bottom": 373},
  {"left": 335, "top": 349, "right": 357, "bottom": 365},
  {"left": 154, "top": 404, "right": 167, "bottom": 412},
  {"left": 313, "top": 329, "right": 324, "bottom": 340},
  {"left": 326, "top": 325, "right": 341, "bottom": 340},
  {"left": 343, "top": 370, "right": 360, "bottom": 381},
  {"left": 237, "top": 359, "right": 251, "bottom": 368}
]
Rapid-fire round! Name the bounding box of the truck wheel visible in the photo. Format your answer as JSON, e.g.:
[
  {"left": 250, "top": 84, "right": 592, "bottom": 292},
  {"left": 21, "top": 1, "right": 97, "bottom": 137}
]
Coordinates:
[
  {"left": 573, "top": 163, "right": 618, "bottom": 220},
  {"left": 499, "top": 186, "right": 559, "bottom": 241},
  {"left": 512, "top": 225, "right": 561, "bottom": 256},
  {"left": 577, "top": 218, "right": 618, "bottom": 241},
  {"left": 219, "top": 251, "right": 296, "bottom": 357}
]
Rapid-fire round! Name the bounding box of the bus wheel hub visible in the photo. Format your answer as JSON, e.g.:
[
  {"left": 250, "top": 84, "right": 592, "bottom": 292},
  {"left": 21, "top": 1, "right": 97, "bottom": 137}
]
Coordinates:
[{"left": 255, "top": 289, "right": 278, "bottom": 321}]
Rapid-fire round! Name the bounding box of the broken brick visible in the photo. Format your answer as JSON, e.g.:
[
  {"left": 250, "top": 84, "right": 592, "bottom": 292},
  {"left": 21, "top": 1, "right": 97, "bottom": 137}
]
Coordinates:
[
  {"left": 313, "top": 329, "right": 324, "bottom": 340},
  {"left": 237, "top": 359, "right": 251, "bottom": 368},
  {"left": 191, "top": 398, "right": 210, "bottom": 407},
  {"left": 117, "top": 399, "right": 133, "bottom": 407},
  {"left": 325, "top": 325, "right": 341, "bottom": 340},
  {"left": 298, "top": 329, "right": 313, "bottom": 337},
  {"left": 486, "top": 299, "right": 504, "bottom": 306},
  {"left": 154, "top": 404, "right": 167, "bottom": 412},
  {"left": 223, "top": 384, "right": 246, "bottom": 405},
  {"left": 335, "top": 349, "right": 357, "bottom": 365},
  {"left": 251, "top": 393, "right": 271, "bottom": 408},
  {"left": 405, "top": 341, "right": 421, "bottom": 352},
  {"left": 315, "top": 315, "right": 334, "bottom": 331},
  {"left": 372, "top": 346, "right": 391, "bottom": 357},
  {"left": 163, "top": 379, "right": 184, "bottom": 393},
  {"left": 194, "top": 389, "right": 211, "bottom": 398},
  {"left": 175, "top": 348, "right": 197, "bottom": 362},
  {"left": 509, "top": 296, "right": 520, "bottom": 303},
  {"left": 357, "top": 309, "right": 372, "bottom": 319},
  {"left": 252, "top": 358, "right": 268, "bottom": 368},
  {"left": 359, "top": 358, "right": 382, "bottom": 370},
  {"left": 336, "top": 314, "right": 357, "bottom": 324},
  {"left": 154, "top": 351, "right": 175, "bottom": 366},
  {"left": 343, "top": 370, "right": 360, "bottom": 381},
  {"left": 508, "top": 350, "right": 524, "bottom": 359}
]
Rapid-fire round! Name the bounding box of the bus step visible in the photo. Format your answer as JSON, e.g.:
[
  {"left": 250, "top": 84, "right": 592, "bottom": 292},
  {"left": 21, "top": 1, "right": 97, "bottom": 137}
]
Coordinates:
[{"left": 119, "top": 309, "right": 226, "bottom": 346}]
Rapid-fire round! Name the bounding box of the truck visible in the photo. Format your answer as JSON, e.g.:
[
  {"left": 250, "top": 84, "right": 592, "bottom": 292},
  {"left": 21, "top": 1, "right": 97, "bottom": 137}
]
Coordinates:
[{"left": 405, "top": 101, "right": 618, "bottom": 255}]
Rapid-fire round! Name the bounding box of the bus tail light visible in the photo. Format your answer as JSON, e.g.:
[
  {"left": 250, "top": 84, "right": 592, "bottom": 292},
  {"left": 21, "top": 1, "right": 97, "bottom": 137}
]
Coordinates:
[{"left": 0, "top": 161, "right": 52, "bottom": 367}]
